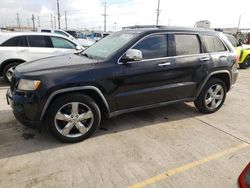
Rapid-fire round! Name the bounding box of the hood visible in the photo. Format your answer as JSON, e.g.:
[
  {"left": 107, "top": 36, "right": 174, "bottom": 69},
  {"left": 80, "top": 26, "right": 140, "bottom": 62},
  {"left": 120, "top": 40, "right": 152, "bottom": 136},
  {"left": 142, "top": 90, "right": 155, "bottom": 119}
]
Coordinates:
[{"left": 16, "top": 53, "right": 97, "bottom": 75}]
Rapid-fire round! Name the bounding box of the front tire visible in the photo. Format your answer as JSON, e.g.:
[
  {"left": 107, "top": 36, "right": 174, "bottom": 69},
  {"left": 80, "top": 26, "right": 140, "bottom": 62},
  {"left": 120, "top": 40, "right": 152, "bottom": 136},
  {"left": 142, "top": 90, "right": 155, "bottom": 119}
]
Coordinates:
[
  {"left": 194, "top": 78, "right": 227, "bottom": 114},
  {"left": 46, "top": 94, "right": 101, "bottom": 143}
]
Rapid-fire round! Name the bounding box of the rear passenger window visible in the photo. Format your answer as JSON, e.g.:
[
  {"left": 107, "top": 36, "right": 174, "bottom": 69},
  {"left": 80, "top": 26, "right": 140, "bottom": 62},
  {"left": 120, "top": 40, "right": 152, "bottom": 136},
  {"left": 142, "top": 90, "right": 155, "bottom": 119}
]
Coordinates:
[
  {"left": 175, "top": 34, "right": 200, "bottom": 56},
  {"left": 51, "top": 36, "right": 75, "bottom": 49},
  {"left": 27, "top": 36, "right": 52, "bottom": 48},
  {"left": 1, "top": 36, "right": 28, "bottom": 47},
  {"left": 133, "top": 35, "right": 167, "bottom": 59},
  {"left": 203, "top": 36, "right": 227, "bottom": 53}
]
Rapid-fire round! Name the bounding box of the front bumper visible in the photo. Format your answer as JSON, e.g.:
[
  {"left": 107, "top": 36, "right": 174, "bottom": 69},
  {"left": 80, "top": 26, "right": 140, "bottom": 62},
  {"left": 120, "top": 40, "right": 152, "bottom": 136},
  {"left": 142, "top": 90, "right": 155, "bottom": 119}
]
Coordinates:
[{"left": 6, "top": 89, "right": 42, "bottom": 129}]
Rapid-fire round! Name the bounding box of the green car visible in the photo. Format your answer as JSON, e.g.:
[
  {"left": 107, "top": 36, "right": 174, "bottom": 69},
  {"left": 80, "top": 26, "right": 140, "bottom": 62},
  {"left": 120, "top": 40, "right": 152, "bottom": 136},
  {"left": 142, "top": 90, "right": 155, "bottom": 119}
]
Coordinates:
[{"left": 226, "top": 34, "right": 250, "bottom": 69}]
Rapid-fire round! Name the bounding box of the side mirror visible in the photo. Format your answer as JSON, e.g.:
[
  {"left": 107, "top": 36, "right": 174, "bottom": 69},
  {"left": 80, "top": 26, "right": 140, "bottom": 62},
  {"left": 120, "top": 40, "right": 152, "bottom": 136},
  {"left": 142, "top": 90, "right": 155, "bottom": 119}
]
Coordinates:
[
  {"left": 76, "top": 45, "right": 84, "bottom": 51},
  {"left": 123, "top": 49, "right": 143, "bottom": 62}
]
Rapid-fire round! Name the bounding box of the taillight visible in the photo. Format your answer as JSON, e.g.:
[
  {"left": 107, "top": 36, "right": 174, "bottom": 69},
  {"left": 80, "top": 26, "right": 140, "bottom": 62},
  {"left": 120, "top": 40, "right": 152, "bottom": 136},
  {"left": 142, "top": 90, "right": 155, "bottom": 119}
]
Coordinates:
[
  {"left": 238, "top": 163, "right": 250, "bottom": 188},
  {"left": 235, "top": 55, "right": 240, "bottom": 63}
]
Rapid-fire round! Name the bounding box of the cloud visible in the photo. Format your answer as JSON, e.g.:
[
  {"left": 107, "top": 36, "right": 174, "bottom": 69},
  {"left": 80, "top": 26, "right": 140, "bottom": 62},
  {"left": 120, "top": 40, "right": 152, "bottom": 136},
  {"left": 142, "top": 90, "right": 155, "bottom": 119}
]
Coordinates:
[{"left": 0, "top": 0, "right": 249, "bottom": 31}]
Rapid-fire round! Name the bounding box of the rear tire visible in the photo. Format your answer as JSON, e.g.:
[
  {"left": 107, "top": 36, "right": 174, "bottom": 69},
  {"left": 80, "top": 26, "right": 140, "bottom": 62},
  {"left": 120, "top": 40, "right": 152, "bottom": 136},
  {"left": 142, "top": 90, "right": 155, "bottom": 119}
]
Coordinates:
[
  {"left": 3, "top": 62, "right": 20, "bottom": 83},
  {"left": 239, "top": 56, "right": 250, "bottom": 69},
  {"left": 46, "top": 94, "right": 101, "bottom": 143},
  {"left": 194, "top": 78, "right": 227, "bottom": 114}
]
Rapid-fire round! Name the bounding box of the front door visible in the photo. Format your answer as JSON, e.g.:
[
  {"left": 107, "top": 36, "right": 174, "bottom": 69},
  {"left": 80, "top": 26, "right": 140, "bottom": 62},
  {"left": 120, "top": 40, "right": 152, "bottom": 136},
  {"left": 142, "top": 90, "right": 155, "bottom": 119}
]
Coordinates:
[{"left": 114, "top": 34, "right": 182, "bottom": 110}]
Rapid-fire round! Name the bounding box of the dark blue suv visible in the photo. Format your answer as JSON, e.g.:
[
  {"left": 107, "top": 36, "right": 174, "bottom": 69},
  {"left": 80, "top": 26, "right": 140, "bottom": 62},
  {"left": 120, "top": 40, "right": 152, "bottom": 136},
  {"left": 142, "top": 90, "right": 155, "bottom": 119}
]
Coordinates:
[{"left": 6, "top": 27, "right": 238, "bottom": 142}]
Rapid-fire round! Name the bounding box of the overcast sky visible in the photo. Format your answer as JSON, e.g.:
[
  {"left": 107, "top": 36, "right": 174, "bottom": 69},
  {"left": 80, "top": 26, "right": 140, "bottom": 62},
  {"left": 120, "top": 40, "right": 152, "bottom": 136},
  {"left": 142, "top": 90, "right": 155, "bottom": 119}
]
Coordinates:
[{"left": 0, "top": 0, "right": 249, "bottom": 31}]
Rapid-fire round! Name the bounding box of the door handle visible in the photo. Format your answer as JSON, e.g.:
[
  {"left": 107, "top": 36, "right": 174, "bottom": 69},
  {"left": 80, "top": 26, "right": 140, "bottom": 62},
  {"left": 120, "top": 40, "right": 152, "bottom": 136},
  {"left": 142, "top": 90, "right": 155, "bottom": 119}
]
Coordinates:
[
  {"left": 200, "top": 57, "right": 210, "bottom": 61},
  {"left": 158, "top": 62, "right": 171, "bottom": 67}
]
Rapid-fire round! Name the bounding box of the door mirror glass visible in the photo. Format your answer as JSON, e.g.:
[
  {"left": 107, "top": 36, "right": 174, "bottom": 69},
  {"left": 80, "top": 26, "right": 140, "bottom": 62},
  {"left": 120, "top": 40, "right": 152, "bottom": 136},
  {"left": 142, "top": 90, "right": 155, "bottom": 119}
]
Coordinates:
[{"left": 123, "top": 49, "right": 142, "bottom": 62}]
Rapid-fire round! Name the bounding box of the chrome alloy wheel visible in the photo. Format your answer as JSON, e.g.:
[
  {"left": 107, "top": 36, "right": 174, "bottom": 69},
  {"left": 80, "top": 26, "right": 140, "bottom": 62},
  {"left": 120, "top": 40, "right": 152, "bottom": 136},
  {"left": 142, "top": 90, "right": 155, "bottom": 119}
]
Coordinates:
[
  {"left": 55, "top": 102, "right": 94, "bottom": 138},
  {"left": 205, "top": 84, "right": 224, "bottom": 110},
  {"left": 6, "top": 66, "right": 16, "bottom": 82}
]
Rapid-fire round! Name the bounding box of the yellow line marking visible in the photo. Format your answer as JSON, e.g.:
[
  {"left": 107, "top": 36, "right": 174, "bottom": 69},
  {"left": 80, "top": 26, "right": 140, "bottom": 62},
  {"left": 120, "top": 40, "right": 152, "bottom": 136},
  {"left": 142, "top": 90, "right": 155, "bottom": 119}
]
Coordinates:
[{"left": 129, "top": 143, "right": 249, "bottom": 188}]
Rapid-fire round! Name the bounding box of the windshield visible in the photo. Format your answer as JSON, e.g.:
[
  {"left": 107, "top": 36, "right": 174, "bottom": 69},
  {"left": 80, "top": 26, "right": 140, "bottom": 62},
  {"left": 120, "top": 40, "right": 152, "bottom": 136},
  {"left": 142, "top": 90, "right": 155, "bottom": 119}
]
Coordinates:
[
  {"left": 226, "top": 34, "right": 238, "bottom": 47},
  {"left": 83, "top": 31, "right": 139, "bottom": 60}
]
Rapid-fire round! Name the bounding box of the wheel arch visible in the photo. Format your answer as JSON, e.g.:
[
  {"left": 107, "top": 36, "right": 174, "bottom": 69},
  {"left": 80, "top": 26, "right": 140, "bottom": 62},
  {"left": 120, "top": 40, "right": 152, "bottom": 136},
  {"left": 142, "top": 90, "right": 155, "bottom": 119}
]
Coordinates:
[
  {"left": 0, "top": 58, "right": 26, "bottom": 76},
  {"left": 196, "top": 70, "right": 231, "bottom": 97},
  {"left": 40, "top": 86, "right": 110, "bottom": 121}
]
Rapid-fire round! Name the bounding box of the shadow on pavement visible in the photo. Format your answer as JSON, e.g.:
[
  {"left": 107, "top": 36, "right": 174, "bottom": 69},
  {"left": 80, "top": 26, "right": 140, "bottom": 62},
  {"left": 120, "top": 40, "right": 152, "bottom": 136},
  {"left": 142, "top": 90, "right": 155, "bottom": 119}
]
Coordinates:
[{"left": 0, "top": 102, "right": 203, "bottom": 160}]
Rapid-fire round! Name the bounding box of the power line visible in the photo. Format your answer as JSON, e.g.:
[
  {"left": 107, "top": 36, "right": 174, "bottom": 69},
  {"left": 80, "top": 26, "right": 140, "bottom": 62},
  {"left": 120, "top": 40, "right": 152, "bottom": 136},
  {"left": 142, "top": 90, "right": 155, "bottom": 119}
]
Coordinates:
[
  {"left": 156, "top": 0, "right": 160, "bottom": 26},
  {"left": 57, "top": 0, "right": 61, "bottom": 29}
]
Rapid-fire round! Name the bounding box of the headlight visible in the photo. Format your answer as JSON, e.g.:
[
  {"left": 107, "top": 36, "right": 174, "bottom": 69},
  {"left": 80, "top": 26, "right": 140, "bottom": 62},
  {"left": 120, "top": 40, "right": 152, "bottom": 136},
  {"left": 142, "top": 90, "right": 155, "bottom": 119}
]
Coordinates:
[{"left": 17, "top": 79, "right": 41, "bottom": 91}]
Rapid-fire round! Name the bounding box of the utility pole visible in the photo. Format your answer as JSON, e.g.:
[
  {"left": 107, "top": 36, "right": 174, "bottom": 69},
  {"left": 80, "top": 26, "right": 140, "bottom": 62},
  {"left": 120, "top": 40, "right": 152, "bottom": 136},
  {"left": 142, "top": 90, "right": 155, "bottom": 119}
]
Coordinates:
[
  {"left": 54, "top": 16, "right": 57, "bottom": 29},
  {"left": 156, "top": 0, "right": 160, "bottom": 26},
  {"left": 37, "top": 16, "right": 41, "bottom": 27},
  {"left": 16, "top": 13, "right": 20, "bottom": 28},
  {"left": 57, "top": 0, "right": 61, "bottom": 29},
  {"left": 237, "top": 15, "right": 242, "bottom": 33},
  {"left": 65, "top": 10, "right": 68, "bottom": 30},
  {"left": 102, "top": 2, "right": 107, "bottom": 32},
  {"left": 50, "top": 14, "right": 54, "bottom": 28},
  {"left": 31, "top": 14, "right": 35, "bottom": 30}
]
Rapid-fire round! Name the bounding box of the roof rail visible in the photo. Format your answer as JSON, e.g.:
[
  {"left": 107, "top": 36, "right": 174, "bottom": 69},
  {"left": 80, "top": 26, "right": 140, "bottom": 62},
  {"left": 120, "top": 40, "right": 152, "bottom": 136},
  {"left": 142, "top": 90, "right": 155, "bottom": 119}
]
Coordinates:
[{"left": 122, "top": 25, "right": 167, "bottom": 30}]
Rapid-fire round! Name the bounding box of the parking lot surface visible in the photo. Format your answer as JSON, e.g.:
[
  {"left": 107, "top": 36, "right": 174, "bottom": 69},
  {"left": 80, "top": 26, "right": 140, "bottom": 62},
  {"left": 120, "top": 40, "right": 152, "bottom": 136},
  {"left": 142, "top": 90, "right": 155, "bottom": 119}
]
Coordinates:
[{"left": 0, "top": 70, "right": 250, "bottom": 188}]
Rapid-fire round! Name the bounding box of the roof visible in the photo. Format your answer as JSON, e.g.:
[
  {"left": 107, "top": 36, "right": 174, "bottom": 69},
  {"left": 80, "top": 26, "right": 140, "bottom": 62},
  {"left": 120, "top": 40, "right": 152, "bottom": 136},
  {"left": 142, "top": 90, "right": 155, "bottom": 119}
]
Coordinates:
[
  {"left": 122, "top": 25, "right": 218, "bottom": 34},
  {"left": 0, "top": 32, "right": 75, "bottom": 45}
]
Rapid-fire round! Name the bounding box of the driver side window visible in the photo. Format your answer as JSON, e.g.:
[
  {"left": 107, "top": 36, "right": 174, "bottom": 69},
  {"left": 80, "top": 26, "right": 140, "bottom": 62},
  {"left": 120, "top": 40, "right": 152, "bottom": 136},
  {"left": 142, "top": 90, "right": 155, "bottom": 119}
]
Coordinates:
[{"left": 133, "top": 34, "right": 167, "bottom": 59}]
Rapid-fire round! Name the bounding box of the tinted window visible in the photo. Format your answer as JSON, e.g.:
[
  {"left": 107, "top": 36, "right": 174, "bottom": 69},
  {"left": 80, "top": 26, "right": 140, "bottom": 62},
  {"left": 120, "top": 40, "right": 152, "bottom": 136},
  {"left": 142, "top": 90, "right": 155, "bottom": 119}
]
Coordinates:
[
  {"left": 1, "top": 36, "right": 28, "bottom": 47},
  {"left": 226, "top": 34, "right": 238, "bottom": 47},
  {"left": 41, "top": 29, "right": 51, "bottom": 33},
  {"left": 175, "top": 34, "right": 200, "bottom": 56},
  {"left": 203, "top": 35, "right": 227, "bottom": 53},
  {"left": 27, "top": 36, "right": 52, "bottom": 48},
  {"left": 51, "top": 36, "right": 76, "bottom": 49},
  {"left": 133, "top": 35, "right": 167, "bottom": 59},
  {"left": 95, "top": 33, "right": 102, "bottom": 38}
]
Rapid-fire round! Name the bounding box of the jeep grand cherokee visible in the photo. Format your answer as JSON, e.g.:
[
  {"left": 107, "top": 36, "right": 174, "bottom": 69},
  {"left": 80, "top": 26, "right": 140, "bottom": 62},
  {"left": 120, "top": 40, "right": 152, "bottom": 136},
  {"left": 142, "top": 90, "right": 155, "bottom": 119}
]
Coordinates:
[{"left": 6, "top": 27, "right": 238, "bottom": 142}]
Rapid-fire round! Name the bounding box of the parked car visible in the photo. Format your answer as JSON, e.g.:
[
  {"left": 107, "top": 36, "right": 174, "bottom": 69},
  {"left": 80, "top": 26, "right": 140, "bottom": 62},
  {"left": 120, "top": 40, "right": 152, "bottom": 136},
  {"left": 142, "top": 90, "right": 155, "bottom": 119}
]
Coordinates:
[
  {"left": 238, "top": 163, "right": 250, "bottom": 188},
  {"left": 6, "top": 27, "right": 238, "bottom": 142},
  {"left": 87, "top": 32, "right": 103, "bottom": 41},
  {"left": 0, "top": 32, "right": 83, "bottom": 82},
  {"left": 38, "top": 28, "right": 74, "bottom": 40},
  {"left": 226, "top": 34, "right": 250, "bottom": 69},
  {"left": 39, "top": 28, "right": 94, "bottom": 48}
]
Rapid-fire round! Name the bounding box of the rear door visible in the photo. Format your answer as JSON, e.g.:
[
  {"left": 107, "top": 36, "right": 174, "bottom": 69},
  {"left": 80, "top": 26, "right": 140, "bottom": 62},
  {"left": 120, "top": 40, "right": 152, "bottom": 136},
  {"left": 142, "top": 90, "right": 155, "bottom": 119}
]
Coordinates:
[
  {"left": 202, "top": 35, "right": 229, "bottom": 67},
  {"left": 171, "top": 33, "right": 211, "bottom": 98},
  {"left": 26, "top": 35, "right": 55, "bottom": 61}
]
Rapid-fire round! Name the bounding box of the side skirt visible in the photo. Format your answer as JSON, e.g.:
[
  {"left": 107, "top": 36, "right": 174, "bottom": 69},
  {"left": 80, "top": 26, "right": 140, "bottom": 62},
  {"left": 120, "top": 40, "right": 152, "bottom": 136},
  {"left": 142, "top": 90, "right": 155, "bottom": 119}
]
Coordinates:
[{"left": 109, "top": 97, "right": 196, "bottom": 118}]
